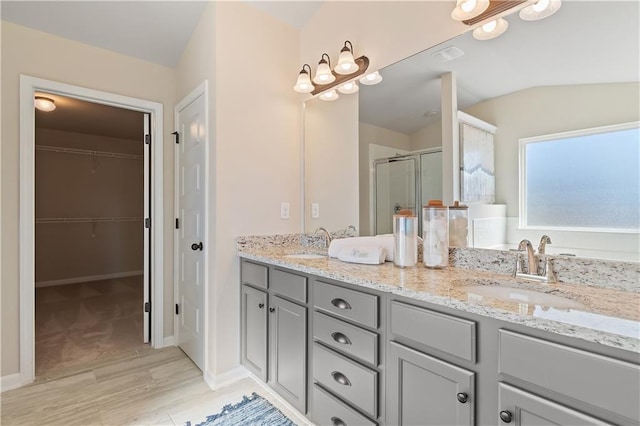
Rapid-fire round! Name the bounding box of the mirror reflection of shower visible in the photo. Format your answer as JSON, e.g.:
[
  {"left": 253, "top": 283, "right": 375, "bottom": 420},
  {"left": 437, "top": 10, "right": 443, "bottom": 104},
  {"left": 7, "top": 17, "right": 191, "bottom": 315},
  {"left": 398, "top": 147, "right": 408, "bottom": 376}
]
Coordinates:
[{"left": 373, "top": 148, "right": 442, "bottom": 236}]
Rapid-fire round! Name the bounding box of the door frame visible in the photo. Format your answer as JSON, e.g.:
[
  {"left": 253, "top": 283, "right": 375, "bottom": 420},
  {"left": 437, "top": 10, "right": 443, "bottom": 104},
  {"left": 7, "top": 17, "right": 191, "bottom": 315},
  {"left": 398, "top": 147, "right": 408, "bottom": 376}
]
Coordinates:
[
  {"left": 19, "top": 75, "right": 165, "bottom": 384},
  {"left": 173, "top": 80, "right": 209, "bottom": 375}
]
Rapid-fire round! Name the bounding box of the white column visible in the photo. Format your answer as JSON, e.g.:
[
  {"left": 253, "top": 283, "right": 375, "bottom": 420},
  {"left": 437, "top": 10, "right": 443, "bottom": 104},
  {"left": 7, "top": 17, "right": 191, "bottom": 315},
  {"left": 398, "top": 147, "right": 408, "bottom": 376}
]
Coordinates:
[{"left": 441, "top": 72, "right": 459, "bottom": 205}]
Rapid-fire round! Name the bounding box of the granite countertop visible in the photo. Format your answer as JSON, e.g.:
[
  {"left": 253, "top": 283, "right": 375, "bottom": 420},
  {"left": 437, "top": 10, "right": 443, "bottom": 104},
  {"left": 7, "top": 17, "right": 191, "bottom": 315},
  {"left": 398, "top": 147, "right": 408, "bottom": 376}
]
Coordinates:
[{"left": 238, "top": 243, "right": 640, "bottom": 354}]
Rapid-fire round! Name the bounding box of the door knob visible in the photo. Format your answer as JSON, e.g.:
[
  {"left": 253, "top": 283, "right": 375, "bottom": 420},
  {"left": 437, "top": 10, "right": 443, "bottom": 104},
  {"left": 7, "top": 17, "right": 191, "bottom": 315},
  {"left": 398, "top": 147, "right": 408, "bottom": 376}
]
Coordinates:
[
  {"left": 456, "top": 392, "right": 468, "bottom": 403},
  {"left": 258, "top": 303, "right": 264, "bottom": 309},
  {"left": 269, "top": 307, "right": 275, "bottom": 313},
  {"left": 191, "top": 242, "right": 203, "bottom": 251}
]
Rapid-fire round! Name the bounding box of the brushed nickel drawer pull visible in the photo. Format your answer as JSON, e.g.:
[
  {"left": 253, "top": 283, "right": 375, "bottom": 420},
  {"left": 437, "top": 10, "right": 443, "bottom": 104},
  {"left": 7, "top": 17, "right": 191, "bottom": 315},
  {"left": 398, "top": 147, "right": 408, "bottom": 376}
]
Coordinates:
[
  {"left": 331, "top": 417, "right": 346, "bottom": 426},
  {"left": 331, "top": 371, "right": 351, "bottom": 386},
  {"left": 331, "top": 298, "right": 352, "bottom": 310},
  {"left": 331, "top": 332, "right": 352, "bottom": 345}
]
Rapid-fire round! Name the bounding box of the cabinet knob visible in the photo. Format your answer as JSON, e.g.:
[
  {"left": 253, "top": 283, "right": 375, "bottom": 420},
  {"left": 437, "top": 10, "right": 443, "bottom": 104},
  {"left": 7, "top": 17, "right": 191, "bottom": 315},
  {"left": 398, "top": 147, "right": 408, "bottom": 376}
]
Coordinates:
[
  {"left": 499, "top": 410, "right": 513, "bottom": 423},
  {"left": 330, "top": 417, "right": 346, "bottom": 426},
  {"left": 258, "top": 303, "right": 264, "bottom": 309},
  {"left": 269, "top": 307, "right": 275, "bottom": 313},
  {"left": 456, "top": 392, "right": 468, "bottom": 403},
  {"left": 191, "top": 242, "right": 203, "bottom": 251},
  {"left": 331, "top": 371, "right": 352, "bottom": 386},
  {"left": 331, "top": 298, "right": 352, "bottom": 310},
  {"left": 331, "top": 332, "right": 352, "bottom": 345}
]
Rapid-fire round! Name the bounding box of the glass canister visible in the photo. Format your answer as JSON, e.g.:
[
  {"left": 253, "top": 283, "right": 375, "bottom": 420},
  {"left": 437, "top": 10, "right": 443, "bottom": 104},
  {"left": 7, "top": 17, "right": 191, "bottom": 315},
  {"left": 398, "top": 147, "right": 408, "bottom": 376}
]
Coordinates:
[
  {"left": 449, "top": 201, "right": 469, "bottom": 248},
  {"left": 393, "top": 214, "right": 418, "bottom": 268},
  {"left": 422, "top": 200, "right": 449, "bottom": 268}
]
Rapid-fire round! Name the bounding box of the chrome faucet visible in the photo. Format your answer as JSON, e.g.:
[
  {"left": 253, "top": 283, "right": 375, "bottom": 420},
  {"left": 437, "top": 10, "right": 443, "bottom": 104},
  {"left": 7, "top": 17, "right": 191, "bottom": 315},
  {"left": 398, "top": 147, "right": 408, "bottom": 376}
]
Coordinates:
[
  {"left": 517, "top": 239, "right": 537, "bottom": 274},
  {"left": 345, "top": 225, "right": 358, "bottom": 237},
  {"left": 315, "top": 227, "right": 332, "bottom": 248},
  {"left": 538, "top": 235, "right": 552, "bottom": 255}
]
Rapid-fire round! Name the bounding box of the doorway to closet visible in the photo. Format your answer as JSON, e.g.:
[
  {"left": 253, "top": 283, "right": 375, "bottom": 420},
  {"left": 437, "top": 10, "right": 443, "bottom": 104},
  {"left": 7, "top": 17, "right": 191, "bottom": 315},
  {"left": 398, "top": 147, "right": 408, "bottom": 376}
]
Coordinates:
[{"left": 33, "top": 93, "right": 150, "bottom": 377}]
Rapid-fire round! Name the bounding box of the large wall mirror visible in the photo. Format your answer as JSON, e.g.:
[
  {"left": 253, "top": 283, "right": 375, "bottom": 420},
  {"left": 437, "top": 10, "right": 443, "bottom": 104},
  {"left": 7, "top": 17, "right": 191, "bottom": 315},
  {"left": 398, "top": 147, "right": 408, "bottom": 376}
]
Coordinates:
[{"left": 304, "top": 1, "right": 639, "bottom": 262}]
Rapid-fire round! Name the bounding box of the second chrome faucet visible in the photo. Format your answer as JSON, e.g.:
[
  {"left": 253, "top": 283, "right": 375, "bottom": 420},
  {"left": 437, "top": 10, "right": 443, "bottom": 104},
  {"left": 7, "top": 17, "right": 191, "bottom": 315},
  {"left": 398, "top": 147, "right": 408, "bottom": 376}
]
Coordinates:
[{"left": 515, "top": 235, "right": 556, "bottom": 282}]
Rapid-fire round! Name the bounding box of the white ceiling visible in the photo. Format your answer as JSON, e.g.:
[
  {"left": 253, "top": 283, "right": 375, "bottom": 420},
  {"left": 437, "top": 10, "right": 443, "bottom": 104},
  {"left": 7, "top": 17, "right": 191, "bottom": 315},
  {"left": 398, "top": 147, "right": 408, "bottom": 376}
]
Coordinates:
[{"left": 243, "top": 1, "right": 323, "bottom": 29}]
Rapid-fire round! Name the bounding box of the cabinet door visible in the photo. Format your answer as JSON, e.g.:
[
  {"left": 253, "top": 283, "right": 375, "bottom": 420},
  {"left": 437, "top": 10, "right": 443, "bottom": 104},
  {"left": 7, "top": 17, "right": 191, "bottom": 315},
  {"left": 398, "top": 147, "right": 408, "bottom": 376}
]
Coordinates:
[
  {"left": 241, "top": 285, "right": 268, "bottom": 381},
  {"left": 498, "top": 383, "right": 610, "bottom": 426},
  {"left": 387, "top": 341, "right": 475, "bottom": 426},
  {"left": 269, "top": 295, "right": 307, "bottom": 413}
]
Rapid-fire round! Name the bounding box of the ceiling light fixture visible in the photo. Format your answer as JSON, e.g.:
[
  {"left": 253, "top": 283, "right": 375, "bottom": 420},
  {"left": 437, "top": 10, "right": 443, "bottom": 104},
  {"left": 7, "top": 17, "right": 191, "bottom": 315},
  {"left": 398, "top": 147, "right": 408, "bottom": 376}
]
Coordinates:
[
  {"left": 294, "top": 41, "right": 379, "bottom": 101},
  {"left": 472, "top": 18, "right": 509, "bottom": 40},
  {"left": 293, "top": 64, "right": 314, "bottom": 93},
  {"left": 519, "top": 0, "right": 562, "bottom": 21},
  {"left": 451, "top": 0, "right": 490, "bottom": 21},
  {"left": 359, "top": 71, "right": 383, "bottom": 86},
  {"left": 34, "top": 96, "right": 56, "bottom": 112}
]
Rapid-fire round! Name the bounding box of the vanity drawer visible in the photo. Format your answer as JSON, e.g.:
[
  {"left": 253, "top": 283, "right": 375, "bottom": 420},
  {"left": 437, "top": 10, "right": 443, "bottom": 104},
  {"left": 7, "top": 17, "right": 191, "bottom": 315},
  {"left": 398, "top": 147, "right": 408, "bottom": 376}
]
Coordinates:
[
  {"left": 390, "top": 301, "right": 476, "bottom": 363},
  {"left": 314, "top": 280, "right": 378, "bottom": 328},
  {"left": 314, "top": 311, "right": 378, "bottom": 366},
  {"left": 313, "top": 343, "right": 378, "bottom": 418},
  {"left": 271, "top": 268, "right": 307, "bottom": 303},
  {"left": 498, "top": 329, "right": 640, "bottom": 423},
  {"left": 241, "top": 260, "right": 268, "bottom": 289},
  {"left": 312, "top": 383, "right": 377, "bottom": 426}
]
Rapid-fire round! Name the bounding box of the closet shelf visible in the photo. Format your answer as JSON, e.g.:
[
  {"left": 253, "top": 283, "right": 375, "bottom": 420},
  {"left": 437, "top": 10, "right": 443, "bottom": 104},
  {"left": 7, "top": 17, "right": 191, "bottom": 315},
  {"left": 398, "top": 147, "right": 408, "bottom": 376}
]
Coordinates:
[
  {"left": 36, "top": 145, "right": 143, "bottom": 160},
  {"left": 36, "top": 217, "right": 144, "bottom": 224}
]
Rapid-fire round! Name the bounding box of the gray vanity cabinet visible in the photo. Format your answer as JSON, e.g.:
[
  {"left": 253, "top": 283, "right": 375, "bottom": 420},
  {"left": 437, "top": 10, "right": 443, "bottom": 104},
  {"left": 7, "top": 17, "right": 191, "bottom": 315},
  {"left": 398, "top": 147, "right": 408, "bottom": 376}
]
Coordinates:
[
  {"left": 268, "top": 294, "right": 307, "bottom": 414},
  {"left": 240, "top": 260, "right": 309, "bottom": 414},
  {"left": 498, "top": 383, "right": 609, "bottom": 426},
  {"left": 241, "top": 284, "right": 268, "bottom": 381}
]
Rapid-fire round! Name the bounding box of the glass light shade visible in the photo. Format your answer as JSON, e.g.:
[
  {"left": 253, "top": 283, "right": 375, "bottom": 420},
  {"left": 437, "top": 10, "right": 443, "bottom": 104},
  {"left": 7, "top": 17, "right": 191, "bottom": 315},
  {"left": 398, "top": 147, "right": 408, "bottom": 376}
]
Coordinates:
[
  {"left": 293, "top": 70, "right": 314, "bottom": 93},
  {"left": 359, "top": 71, "right": 383, "bottom": 86},
  {"left": 451, "top": 0, "right": 489, "bottom": 21},
  {"left": 472, "top": 18, "right": 509, "bottom": 40},
  {"left": 319, "top": 90, "right": 339, "bottom": 101},
  {"left": 335, "top": 49, "right": 359, "bottom": 75},
  {"left": 313, "top": 61, "right": 336, "bottom": 85},
  {"left": 34, "top": 96, "right": 56, "bottom": 112},
  {"left": 337, "top": 81, "right": 359, "bottom": 94},
  {"left": 519, "top": 0, "right": 562, "bottom": 21}
]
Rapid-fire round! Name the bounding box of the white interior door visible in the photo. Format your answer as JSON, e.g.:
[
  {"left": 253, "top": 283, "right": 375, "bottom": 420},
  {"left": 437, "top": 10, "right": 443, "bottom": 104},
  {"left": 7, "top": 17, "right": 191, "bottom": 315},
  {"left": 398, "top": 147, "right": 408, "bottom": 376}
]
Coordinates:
[
  {"left": 176, "top": 93, "right": 206, "bottom": 371},
  {"left": 143, "top": 113, "right": 151, "bottom": 343}
]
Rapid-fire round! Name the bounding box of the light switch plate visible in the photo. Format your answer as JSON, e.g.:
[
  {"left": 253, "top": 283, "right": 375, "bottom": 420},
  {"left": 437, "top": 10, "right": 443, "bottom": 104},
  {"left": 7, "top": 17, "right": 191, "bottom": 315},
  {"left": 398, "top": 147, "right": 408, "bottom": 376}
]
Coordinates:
[
  {"left": 280, "top": 202, "right": 290, "bottom": 219},
  {"left": 311, "top": 203, "right": 320, "bottom": 219}
]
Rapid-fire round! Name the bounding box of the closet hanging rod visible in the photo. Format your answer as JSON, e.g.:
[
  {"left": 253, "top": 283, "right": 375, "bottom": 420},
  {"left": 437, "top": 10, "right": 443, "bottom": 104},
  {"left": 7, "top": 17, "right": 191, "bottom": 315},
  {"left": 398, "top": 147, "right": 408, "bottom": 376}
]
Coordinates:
[
  {"left": 35, "top": 217, "right": 144, "bottom": 224},
  {"left": 36, "top": 145, "right": 143, "bottom": 160}
]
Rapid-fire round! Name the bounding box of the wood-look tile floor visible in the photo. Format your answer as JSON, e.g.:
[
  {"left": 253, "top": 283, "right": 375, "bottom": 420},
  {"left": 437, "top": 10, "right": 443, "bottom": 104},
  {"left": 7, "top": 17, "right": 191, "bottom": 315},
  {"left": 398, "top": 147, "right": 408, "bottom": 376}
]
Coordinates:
[
  {"left": 35, "top": 277, "right": 146, "bottom": 377},
  {"left": 0, "top": 346, "right": 311, "bottom": 426}
]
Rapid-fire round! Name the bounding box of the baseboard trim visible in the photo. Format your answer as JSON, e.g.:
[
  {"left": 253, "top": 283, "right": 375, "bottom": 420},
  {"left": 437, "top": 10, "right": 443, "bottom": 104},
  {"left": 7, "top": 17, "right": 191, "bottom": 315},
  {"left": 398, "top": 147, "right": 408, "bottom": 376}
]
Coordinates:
[
  {"left": 246, "top": 373, "right": 312, "bottom": 426},
  {"left": 162, "top": 336, "right": 175, "bottom": 347},
  {"left": 1, "top": 373, "right": 22, "bottom": 393},
  {"left": 35, "top": 270, "right": 144, "bottom": 288},
  {"left": 204, "top": 366, "right": 249, "bottom": 391}
]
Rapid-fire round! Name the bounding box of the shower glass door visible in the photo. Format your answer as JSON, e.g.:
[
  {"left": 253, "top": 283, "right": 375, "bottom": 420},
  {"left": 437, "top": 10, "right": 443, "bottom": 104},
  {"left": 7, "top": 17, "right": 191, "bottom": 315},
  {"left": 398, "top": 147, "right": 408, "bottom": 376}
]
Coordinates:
[{"left": 374, "top": 156, "right": 418, "bottom": 235}]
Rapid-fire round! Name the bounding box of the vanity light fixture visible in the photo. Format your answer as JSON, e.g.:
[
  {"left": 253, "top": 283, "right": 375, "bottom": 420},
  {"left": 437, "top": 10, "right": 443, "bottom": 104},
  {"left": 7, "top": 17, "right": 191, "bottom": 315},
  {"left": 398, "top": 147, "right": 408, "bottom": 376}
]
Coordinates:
[
  {"left": 334, "top": 41, "right": 359, "bottom": 75},
  {"left": 472, "top": 18, "right": 509, "bottom": 40},
  {"left": 451, "top": 0, "right": 490, "bottom": 21},
  {"left": 294, "top": 40, "right": 376, "bottom": 101},
  {"left": 34, "top": 96, "right": 56, "bottom": 112},
  {"left": 519, "top": 0, "right": 561, "bottom": 21},
  {"left": 359, "top": 71, "right": 383, "bottom": 86},
  {"left": 319, "top": 90, "right": 339, "bottom": 101},
  {"left": 337, "top": 81, "right": 359, "bottom": 95},
  {"left": 313, "top": 53, "right": 336, "bottom": 85},
  {"left": 293, "top": 64, "right": 315, "bottom": 93}
]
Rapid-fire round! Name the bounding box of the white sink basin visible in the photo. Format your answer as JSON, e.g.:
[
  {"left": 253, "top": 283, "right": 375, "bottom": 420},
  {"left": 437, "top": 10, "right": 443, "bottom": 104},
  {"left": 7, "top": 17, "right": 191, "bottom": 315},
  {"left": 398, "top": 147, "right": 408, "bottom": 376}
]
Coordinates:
[
  {"left": 284, "top": 253, "right": 326, "bottom": 259},
  {"left": 461, "top": 285, "right": 584, "bottom": 309}
]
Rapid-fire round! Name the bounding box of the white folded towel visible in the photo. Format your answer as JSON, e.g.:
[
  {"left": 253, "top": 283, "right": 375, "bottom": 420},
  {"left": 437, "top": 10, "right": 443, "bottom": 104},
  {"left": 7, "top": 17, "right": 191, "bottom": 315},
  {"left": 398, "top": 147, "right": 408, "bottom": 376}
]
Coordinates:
[
  {"left": 328, "top": 235, "right": 395, "bottom": 261},
  {"left": 338, "top": 246, "right": 386, "bottom": 265}
]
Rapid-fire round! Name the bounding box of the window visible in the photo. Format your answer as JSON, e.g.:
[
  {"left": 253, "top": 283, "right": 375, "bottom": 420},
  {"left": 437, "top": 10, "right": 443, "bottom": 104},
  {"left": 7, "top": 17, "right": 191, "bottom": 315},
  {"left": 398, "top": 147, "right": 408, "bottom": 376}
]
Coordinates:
[{"left": 520, "top": 122, "right": 639, "bottom": 232}]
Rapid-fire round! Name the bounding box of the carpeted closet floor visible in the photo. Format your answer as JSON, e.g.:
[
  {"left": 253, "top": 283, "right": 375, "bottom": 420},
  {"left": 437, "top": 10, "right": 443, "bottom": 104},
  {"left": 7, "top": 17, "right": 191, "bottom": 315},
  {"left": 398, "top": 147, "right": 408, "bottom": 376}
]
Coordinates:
[{"left": 35, "top": 275, "right": 147, "bottom": 378}]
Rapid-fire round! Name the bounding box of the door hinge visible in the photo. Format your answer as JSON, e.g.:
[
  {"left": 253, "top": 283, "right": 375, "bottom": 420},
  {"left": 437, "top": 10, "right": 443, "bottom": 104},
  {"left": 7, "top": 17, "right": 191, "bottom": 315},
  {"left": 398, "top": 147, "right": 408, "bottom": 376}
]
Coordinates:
[
  {"left": 145, "top": 218, "right": 151, "bottom": 229},
  {"left": 175, "top": 218, "right": 179, "bottom": 229},
  {"left": 145, "top": 134, "right": 151, "bottom": 145},
  {"left": 175, "top": 304, "right": 179, "bottom": 315},
  {"left": 144, "top": 302, "right": 151, "bottom": 313},
  {"left": 172, "top": 131, "right": 180, "bottom": 144}
]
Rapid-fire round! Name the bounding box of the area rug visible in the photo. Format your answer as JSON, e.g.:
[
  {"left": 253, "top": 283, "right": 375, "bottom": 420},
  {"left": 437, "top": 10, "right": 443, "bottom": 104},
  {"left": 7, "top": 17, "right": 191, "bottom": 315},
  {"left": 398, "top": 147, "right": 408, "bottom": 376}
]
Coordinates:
[{"left": 185, "top": 392, "right": 296, "bottom": 426}]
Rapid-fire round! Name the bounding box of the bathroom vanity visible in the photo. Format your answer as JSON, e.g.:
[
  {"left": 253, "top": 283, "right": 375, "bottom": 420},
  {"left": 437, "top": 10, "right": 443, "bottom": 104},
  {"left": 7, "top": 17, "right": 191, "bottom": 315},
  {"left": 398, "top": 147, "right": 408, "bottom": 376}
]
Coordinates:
[{"left": 238, "top": 238, "right": 640, "bottom": 426}]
